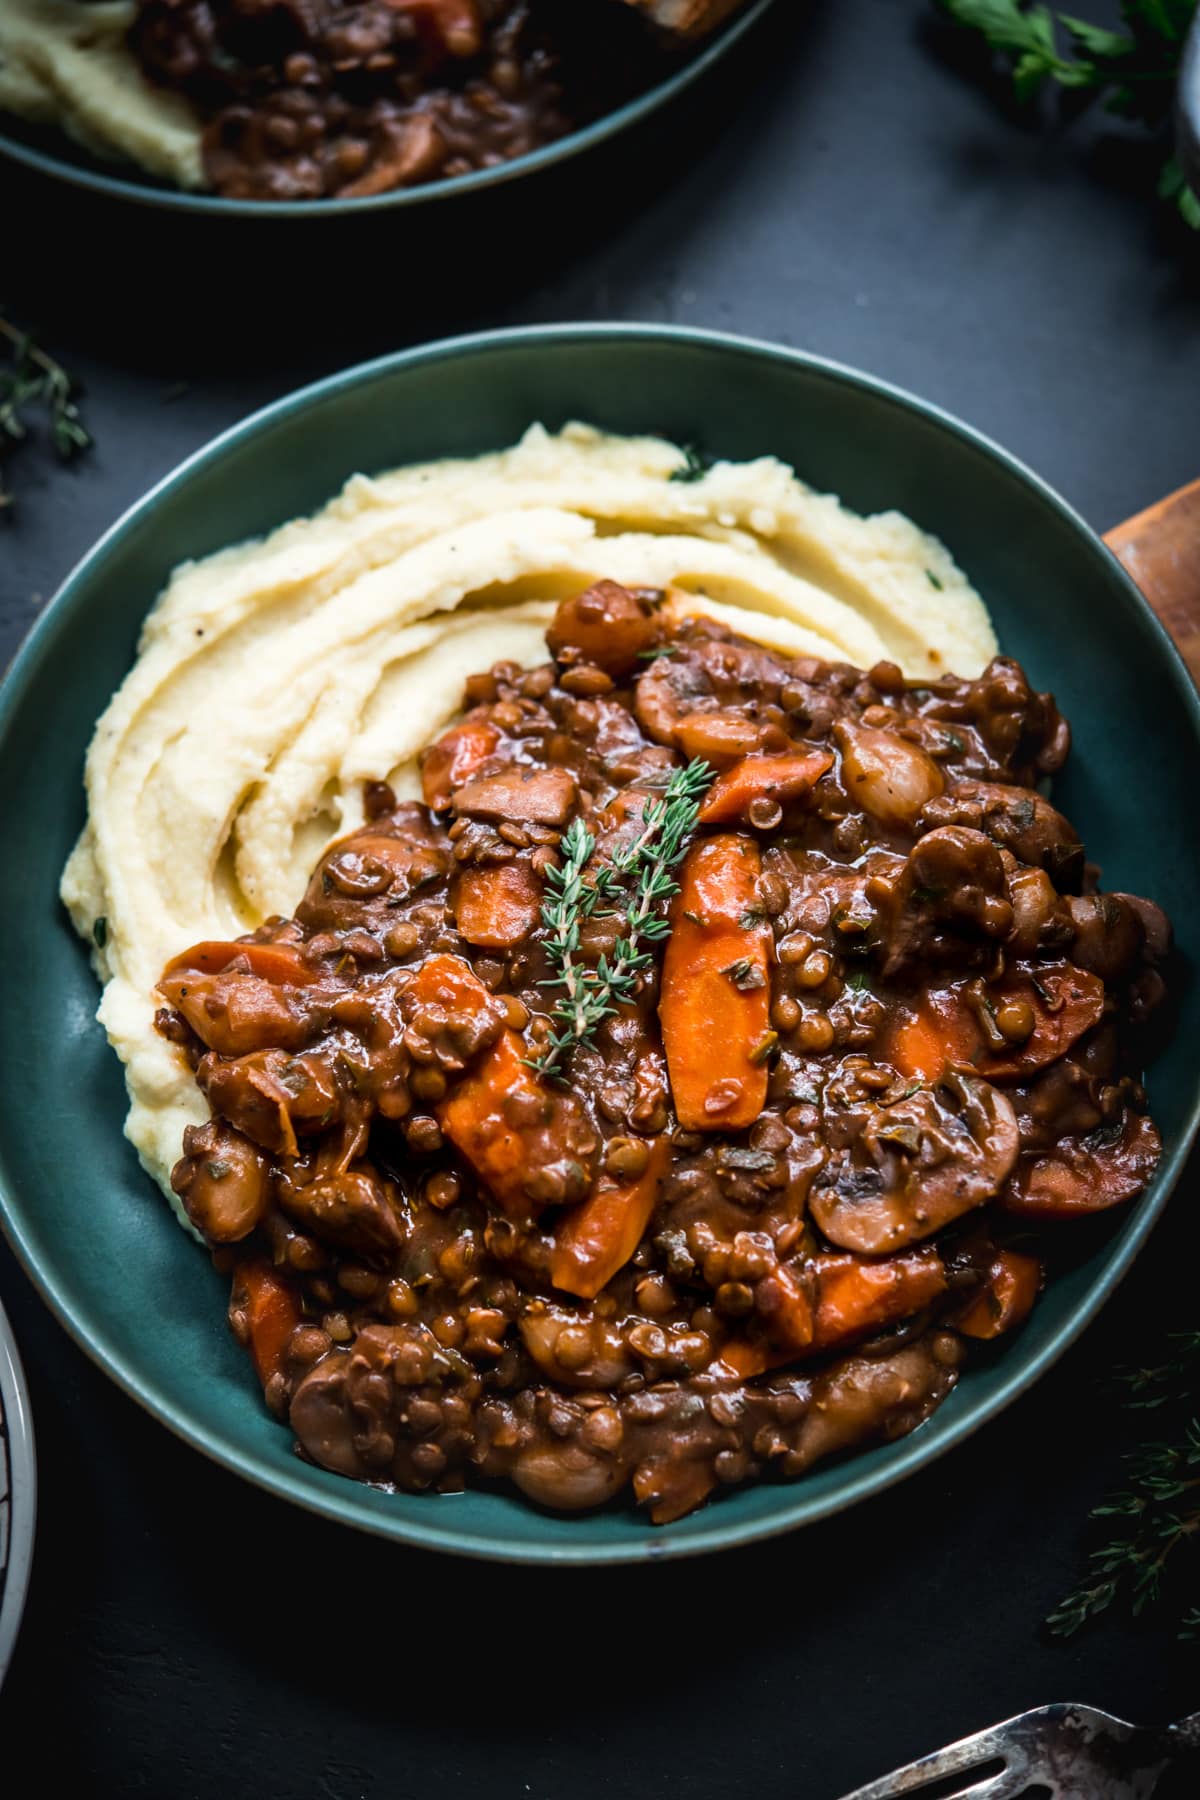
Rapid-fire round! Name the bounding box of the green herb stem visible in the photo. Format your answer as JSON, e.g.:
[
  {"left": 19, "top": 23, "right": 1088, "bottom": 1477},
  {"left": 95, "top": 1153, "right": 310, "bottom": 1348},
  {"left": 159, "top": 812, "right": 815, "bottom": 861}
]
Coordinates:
[
  {"left": 1047, "top": 1329, "right": 1200, "bottom": 1641},
  {"left": 0, "top": 312, "right": 93, "bottom": 511},
  {"left": 531, "top": 760, "right": 713, "bottom": 1079},
  {"left": 938, "top": 0, "right": 1200, "bottom": 230}
]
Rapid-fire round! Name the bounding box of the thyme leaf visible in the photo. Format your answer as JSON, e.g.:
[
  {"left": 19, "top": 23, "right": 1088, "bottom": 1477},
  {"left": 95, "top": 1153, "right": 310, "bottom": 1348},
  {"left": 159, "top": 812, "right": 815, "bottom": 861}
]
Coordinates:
[
  {"left": 531, "top": 760, "right": 713, "bottom": 1078},
  {"left": 1047, "top": 1329, "right": 1200, "bottom": 1641},
  {"left": 0, "top": 313, "right": 93, "bottom": 512}
]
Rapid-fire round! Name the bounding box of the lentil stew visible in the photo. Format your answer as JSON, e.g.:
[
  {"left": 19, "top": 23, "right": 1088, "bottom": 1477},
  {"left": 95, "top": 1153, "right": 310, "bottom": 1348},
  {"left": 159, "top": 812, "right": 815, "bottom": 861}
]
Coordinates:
[
  {"left": 160, "top": 582, "right": 1169, "bottom": 1522},
  {"left": 129, "top": 0, "right": 703, "bottom": 200}
]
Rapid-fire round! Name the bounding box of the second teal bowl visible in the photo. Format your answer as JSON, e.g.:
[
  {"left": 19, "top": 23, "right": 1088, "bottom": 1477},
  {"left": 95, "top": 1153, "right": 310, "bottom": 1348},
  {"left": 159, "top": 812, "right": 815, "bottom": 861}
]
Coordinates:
[{"left": 0, "top": 0, "right": 776, "bottom": 217}]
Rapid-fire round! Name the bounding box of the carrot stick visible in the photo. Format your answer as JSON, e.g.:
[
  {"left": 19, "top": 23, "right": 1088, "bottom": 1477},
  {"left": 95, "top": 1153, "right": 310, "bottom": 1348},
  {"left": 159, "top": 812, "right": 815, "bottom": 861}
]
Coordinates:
[
  {"left": 437, "top": 1030, "right": 559, "bottom": 1215},
  {"left": 697, "top": 751, "right": 833, "bottom": 825},
  {"left": 659, "top": 834, "right": 772, "bottom": 1132},
  {"left": 406, "top": 955, "right": 584, "bottom": 1217},
  {"left": 549, "top": 1138, "right": 670, "bottom": 1300},
  {"left": 887, "top": 1003, "right": 975, "bottom": 1083},
  {"left": 888, "top": 964, "right": 1105, "bottom": 1083},
  {"left": 955, "top": 1250, "right": 1041, "bottom": 1339},
  {"left": 162, "top": 939, "right": 319, "bottom": 985},
  {"left": 454, "top": 862, "right": 542, "bottom": 949},
  {"left": 421, "top": 713, "right": 500, "bottom": 810},
  {"left": 233, "top": 1260, "right": 300, "bottom": 1389},
  {"left": 810, "top": 1249, "right": 947, "bottom": 1351},
  {"left": 714, "top": 1248, "right": 947, "bottom": 1379}
]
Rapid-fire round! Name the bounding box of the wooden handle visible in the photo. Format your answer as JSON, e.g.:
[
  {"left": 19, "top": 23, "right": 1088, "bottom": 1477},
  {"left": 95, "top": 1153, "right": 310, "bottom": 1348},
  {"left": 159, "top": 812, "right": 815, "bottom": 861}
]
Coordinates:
[{"left": 1104, "top": 478, "right": 1200, "bottom": 683}]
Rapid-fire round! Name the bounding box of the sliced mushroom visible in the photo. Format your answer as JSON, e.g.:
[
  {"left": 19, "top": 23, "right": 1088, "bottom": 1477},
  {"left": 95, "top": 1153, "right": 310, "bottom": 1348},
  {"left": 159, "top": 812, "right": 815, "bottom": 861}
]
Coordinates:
[
  {"left": 1066, "top": 892, "right": 1173, "bottom": 984},
  {"left": 171, "top": 1119, "right": 270, "bottom": 1243},
  {"left": 199, "top": 1048, "right": 339, "bottom": 1154},
  {"left": 452, "top": 765, "right": 579, "bottom": 827},
  {"left": 1002, "top": 1111, "right": 1161, "bottom": 1218},
  {"left": 811, "top": 1066, "right": 1019, "bottom": 1253},
  {"left": 275, "top": 1163, "right": 405, "bottom": 1255},
  {"left": 880, "top": 826, "right": 1014, "bottom": 977},
  {"left": 920, "top": 780, "right": 1083, "bottom": 890},
  {"left": 634, "top": 627, "right": 790, "bottom": 760},
  {"left": 297, "top": 804, "right": 452, "bottom": 932}
]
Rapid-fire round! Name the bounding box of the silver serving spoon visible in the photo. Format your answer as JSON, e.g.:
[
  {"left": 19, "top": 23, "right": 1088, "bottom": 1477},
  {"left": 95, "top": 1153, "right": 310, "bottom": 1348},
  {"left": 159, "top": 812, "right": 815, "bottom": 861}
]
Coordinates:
[
  {"left": 1177, "top": 10, "right": 1200, "bottom": 197},
  {"left": 836, "top": 1702, "right": 1200, "bottom": 1800}
]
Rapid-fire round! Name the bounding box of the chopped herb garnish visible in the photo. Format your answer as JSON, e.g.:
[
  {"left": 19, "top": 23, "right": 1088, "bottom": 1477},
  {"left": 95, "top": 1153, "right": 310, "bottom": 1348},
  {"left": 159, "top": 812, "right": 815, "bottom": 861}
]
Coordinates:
[
  {"left": 925, "top": 568, "right": 944, "bottom": 591},
  {"left": 92, "top": 915, "right": 108, "bottom": 949},
  {"left": 845, "top": 971, "right": 870, "bottom": 991},
  {"left": 636, "top": 645, "right": 676, "bottom": 662},
  {"left": 532, "top": 760, "right": 714, "bottom": 1079},
  {"left": 669, "top": 442, "right": 709, "bottom": 483},
  {"left": 748, "top": 1030, "right": 780, "bottom": 1066},
  {"left": 722, "top": 957, "right": 767, "bottom": 992}
]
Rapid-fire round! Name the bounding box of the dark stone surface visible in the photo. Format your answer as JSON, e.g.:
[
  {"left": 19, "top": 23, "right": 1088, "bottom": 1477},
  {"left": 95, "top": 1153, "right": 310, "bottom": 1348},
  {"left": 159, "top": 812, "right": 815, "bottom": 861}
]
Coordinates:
[{"left": 1, "top": 2, "right": 1197, "bottom": 1793}]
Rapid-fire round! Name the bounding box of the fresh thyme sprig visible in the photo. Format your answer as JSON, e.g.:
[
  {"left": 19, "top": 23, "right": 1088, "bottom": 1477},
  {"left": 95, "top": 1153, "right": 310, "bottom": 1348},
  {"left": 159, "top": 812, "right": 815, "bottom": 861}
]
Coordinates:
[
  {"left": 0, "top": 313, "right": 93, "bottom": 512},
  {"left": 532, "top": 759, "right": 713, "bottom": 1080},
  {"left": 1047, "top": 1329, "right": 1200, "bottom": 1641}
]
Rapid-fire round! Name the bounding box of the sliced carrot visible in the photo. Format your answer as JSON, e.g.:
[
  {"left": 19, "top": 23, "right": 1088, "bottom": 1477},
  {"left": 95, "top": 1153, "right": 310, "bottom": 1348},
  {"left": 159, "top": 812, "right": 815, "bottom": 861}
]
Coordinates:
[
  {"left": 404, "top": 950, "right": 499, "bottom": 1018},
  {"left": 407, "top": 955, "right": 585, "bottom": 1218},
  {"left": 955, "top": 1250, "right": 1041, "bottom": 1340},
  {"left": 234, "top": 1260, "right": 300, "bottom": 1389},
  {"left": 887, "top": 964, "right": 1105, "bottom": 1084},
  {"left": 698, "top": 751, "right": 833, "bottom": 826},
  {"left": 162, "top": 939, "right": 319, "bottom": 986},
  {"left": 549, "top": 1138, "right": 670, "bottom": 1300},
  {"left": 420, "top": 712, "right": 501, "bottom": 811},
  {"left": 659, "top": 834, "right": 772, "bottom": 1132},
  {"left": 810, "top": 1249, "right": 947, "bottom": 1351},
  {"left": 753, "top": 1262, "right": 815, "bottom": 1353},
  {"left": 887, "top": 1000, "right": 976, "bottom": 1083},
  {"left": 454, "top": 862, "right": 542, "bottom": 949},
  {"left": 714, "top": 1248, "right": 947, "bottom": 1379}
]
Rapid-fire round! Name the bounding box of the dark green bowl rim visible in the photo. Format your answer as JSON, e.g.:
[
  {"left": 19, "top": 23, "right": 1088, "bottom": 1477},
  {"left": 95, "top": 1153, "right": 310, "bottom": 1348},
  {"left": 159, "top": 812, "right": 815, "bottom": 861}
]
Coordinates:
[
  {"left": 0, "top": 0, "right": 775, "bottom": 218},
  {"left": 2, "top": 322, "right": 1197, "bottom": 1564}
]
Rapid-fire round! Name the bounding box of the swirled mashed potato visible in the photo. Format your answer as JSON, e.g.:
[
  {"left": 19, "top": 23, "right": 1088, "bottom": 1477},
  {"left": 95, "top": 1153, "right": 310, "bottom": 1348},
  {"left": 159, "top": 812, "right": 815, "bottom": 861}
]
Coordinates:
[{"left": 61, "top": 422, "right": 996, "bottom": 1225}]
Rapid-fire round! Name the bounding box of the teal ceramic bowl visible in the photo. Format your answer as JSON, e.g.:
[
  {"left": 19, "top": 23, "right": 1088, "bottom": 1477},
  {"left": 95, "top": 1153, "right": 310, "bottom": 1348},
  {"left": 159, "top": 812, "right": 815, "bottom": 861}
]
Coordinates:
[
  {"left": 1, "top": 325, "right": 1197, "bottom": 1564},
  {"left": 0, "top": 0, "right": 774, "bottom": 217}
]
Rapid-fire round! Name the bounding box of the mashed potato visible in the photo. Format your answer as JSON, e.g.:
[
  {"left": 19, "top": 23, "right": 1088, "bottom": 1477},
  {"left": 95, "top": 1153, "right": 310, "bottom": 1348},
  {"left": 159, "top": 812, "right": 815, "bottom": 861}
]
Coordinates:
[
  {"left": 0, "top": 0, "right": 204, "bottom": 187},
  {"left": 61, "top": 422, "right": 996, "bottom": 1225}
]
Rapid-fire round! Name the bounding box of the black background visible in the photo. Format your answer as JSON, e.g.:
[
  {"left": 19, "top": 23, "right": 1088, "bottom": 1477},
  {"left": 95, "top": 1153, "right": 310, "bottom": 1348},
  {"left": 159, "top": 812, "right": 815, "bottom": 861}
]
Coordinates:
[{"left": 2, "top": 3, "right": 1198, "bottom": 1794}]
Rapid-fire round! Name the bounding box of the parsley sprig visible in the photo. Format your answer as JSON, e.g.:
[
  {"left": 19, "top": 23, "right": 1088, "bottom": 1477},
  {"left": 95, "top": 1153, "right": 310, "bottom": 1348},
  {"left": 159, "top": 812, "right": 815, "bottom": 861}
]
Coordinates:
[
  {"left": 938, "top": 0, "right": 1200, "bottom": 229},
  {"left": 532, "top": 759, "right": 713, "bottom": 1080},
  {"left": 0, "top": 314, "right": 93, "bottom": 512},
  {"left": 1047, "top": 1329, "right": 1200, "bottom": 1640}
]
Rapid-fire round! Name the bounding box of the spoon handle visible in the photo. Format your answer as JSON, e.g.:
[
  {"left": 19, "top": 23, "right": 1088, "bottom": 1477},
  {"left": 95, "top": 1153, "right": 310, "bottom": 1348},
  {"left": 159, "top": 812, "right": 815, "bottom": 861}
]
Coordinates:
[
  {"left": 1177, "top": 13, "right": 1200, "bottom": 200},
  {"left": 1105, "top": 478, "right": 1200, "bottom": 683}
]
